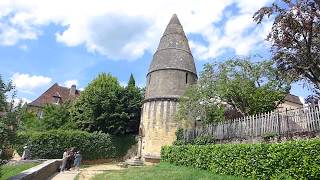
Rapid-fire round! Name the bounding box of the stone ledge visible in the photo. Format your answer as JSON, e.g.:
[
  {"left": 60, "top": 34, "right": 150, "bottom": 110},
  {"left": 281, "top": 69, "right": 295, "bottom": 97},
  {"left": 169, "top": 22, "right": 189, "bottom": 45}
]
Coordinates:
[
  {"left": 143, "top": 154, "right": 161, "bottom": 163},
  {"left": 9, "top": 159, "right": 62, "bottom": 180}
]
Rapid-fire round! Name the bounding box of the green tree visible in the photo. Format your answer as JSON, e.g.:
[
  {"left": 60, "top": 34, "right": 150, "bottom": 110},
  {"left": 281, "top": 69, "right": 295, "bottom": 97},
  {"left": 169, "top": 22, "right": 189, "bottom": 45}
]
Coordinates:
[
  {"left": 0, "top": 75, "right": 18, "bottom": 164},
  {"left": 18, "top": 106, "right": 42, "bottom": 131},
  {"left": 41, "top": 102, "right": 73, "bottom": 130},
  {"left": 71, "top": 73, "right": 128, "bottom": 135},
  {"left": 177, "top": 82, "right": 225, "bottom": 125},
  {"left": 213, "top": 59, "right": 291, "bottom": 116},
  {"left": 254, "top": 0, "right": 320, "bottom": 94},
  {"left": 128, "top": 73, "right": 136, "bottom": 87},
  {"left": 177, "top": 58, "right": 291, "bottom": 125},
  {"left": 121, "top": 74, "right": 143, "bottom": 133}
]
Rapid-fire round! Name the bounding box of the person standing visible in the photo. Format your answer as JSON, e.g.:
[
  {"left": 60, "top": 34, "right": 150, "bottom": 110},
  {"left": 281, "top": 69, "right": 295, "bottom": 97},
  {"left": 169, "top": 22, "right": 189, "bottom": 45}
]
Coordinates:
[
  {"left": 60, "top": 148, "right": 69, "bottom": 172},
  {"left": 66, "top": 147, "right": 75, "bottom": 170},
  {"left": 73, "top": 151, "right": 82, "bottom": 171},
  {"left": 21, "top": 146, "right": 31, "bottom": 160}
]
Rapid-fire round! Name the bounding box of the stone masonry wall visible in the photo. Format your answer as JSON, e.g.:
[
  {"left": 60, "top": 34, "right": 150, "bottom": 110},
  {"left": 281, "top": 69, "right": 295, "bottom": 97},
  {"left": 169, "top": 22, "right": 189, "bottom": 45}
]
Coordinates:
[{"left": 140, "top": 100, "right": 179, "bottom": 159}]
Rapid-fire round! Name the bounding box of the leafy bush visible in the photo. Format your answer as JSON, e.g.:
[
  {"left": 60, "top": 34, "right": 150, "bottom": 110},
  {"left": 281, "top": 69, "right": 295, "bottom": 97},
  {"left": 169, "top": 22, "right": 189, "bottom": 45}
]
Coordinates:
[
  {"left": 191, "top": 135, "right": 215, "bottom": 145},
  {"left": 161, "top": 139, "right": 320, "bottom": 179},
  {"left": 175, "top": 128, "right": 184, "bottom": 141},
  {"left": 111, "top": 135, "right": 137, "bottom": 158},
  {"left": 173, "top": 128, "right": 215, "bottom": 145},
  {"left": 262, "top": 132, "right": 278, "bottom": 142},
  {"left": 15, "top": 130, "right": 115, "bottom": 160}
]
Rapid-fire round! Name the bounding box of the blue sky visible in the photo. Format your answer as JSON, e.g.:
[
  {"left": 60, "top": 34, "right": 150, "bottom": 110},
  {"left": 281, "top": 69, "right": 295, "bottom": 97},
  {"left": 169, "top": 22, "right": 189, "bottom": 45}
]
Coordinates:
[{"left": 0, "top": 0, "right": 313, "bottom": 103}]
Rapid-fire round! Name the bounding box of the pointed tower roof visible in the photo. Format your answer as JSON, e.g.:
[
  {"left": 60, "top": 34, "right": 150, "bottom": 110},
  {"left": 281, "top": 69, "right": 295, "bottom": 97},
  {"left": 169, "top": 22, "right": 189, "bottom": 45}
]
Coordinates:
[{"left": 148, "top": 14, "right": 197, "bottom": 76}]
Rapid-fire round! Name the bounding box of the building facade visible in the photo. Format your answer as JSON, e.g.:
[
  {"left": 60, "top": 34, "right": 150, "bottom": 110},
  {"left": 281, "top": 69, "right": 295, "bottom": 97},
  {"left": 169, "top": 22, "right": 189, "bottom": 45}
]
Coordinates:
[
  {"left": 139, "top": 14, "right": 197, "bottom": 160},
  {"left": 277, "top": 94, "right": 303, "bottom": 111}
]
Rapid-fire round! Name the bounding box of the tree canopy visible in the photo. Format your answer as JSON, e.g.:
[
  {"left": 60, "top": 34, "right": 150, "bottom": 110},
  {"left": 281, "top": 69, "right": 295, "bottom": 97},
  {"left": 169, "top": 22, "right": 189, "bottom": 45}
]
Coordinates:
[
  {"left": 70, "top": 73, "right": 143, "bottom": 135},
  {"left": 254, "top": 0, "right": 320, "bottom": 95},
  {"left": 177, "top": 58, "right": 291, "bottom": 125},
  {"left": 41, "top": 102, "right": 73, "bottom": 130},
  {"left": 0, "top": 75, "right": 18, "bottom": 163}
]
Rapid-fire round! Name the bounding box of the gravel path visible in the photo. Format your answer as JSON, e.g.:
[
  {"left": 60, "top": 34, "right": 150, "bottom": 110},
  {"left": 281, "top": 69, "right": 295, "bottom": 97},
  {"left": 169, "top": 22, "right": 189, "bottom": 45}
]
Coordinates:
[{"left": 48, "top": 163, "right": 125, "bottom": 180}]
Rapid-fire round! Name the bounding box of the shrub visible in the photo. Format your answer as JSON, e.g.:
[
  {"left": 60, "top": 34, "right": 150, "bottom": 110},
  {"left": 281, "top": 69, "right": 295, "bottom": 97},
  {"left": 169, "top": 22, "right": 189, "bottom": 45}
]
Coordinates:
[
  {"left": 191, "top": 135, "right": 215, "bottom": 145},
  {"left": 15, "top": 130, "right": 115, "bottom": 160},
  {"left": 261, "top": 132, "right": 278, "bottom": 143},
  {"left": 161, "top": 139, "right": 320, "bottom": 179},
  {"left": 173, "top": 131, "right": 215, "bottom": 146},
  {"left": 111, "top": 135, "right": 137, "bottom": 158}
]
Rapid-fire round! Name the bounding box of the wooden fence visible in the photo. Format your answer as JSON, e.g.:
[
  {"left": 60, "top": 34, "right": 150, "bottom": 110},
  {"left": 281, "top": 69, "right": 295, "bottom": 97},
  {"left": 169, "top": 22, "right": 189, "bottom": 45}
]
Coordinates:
[{"left": 184, "top": 105, "right": 320, "bottom": 141}]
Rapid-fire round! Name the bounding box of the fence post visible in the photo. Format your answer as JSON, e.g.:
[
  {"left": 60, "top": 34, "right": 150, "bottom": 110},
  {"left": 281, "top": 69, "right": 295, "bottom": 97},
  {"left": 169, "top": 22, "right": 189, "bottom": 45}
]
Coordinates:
[
  {"left": 277, "top": 111, "right": 281, "bottom": 136},
  {"left": 193, "top": 120, "right": 196, "bottom": 139},
  {"left": 286, "top": 108, "right": 290, "bottom": 138}
]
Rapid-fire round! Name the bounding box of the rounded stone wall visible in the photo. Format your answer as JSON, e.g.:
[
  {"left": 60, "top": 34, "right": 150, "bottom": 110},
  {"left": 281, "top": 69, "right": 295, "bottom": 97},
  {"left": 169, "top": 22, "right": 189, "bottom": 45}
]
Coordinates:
[
  {"left": 145, "top": 69, "right": 197, "bottom": 99},
  {"left": 140, "top": 99, "right": 179, "bottom": 158}
]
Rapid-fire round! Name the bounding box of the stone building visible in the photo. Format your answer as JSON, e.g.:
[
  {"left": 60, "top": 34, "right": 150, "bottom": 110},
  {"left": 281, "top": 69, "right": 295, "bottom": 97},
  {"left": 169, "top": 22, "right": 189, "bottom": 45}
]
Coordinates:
[
  {"left": 139, "top": 14, "right": 197, "bottom": 161},
  {"left": 28, "top": 83, "right": 80, "bottom": 118},
  {"left": 277, "top": 94, "right": 303, "bottom": 111}
]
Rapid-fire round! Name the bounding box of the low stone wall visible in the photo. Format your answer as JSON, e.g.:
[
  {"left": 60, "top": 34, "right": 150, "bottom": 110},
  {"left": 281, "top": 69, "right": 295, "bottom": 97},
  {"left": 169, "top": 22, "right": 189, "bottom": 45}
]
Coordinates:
[{"left": 9, "top": 159, "right": 61, "bottom": 180}]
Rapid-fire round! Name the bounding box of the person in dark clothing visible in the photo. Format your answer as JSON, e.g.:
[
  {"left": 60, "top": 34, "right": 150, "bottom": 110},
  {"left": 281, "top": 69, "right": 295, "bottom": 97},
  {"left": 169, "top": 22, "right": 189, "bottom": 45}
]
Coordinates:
[{"left": 66, "top": 147, "right": 75, "bottom": 170}]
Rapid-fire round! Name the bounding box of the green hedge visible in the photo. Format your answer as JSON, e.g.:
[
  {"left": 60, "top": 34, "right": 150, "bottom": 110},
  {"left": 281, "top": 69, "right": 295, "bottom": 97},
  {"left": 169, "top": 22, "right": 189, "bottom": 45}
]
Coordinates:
[
  {"left": 15, "top": 130, "right": 115, "bottom": 160},
  {"left": 111, "top": 135, "right": 137, "bottom": 158},
  {"left": 161, "top": 139, "right": 320, "bottom": 179}
]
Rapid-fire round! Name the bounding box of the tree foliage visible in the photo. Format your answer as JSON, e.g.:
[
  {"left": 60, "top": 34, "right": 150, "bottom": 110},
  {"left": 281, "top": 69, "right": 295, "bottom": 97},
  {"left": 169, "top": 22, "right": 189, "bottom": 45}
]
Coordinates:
[
  {"left": 177, "top": 58, "right": 291, "bottom": 125},
  {"left": 17, "top": 107, "right": 42, "bottom": 131},
  {"left": 121, "top": 74, "right": 143, "bottom": 133},
  {"left": 212, "top": 59, "right": 291, "bottom": 116},
  {"left": 70, "top": 73, "right": 143, "bottom": 135},
  {"left": 0, "top": 75, "right": 18, "bottom": 164},
  {"left": 41, "top": 102, "right": 73, "bottom": 130},
  {"left": 254, "top": 0, "right": 320, "bottom": 94},
  {"left": 177, "top": 80, "right": 225, "bottom": 125}
]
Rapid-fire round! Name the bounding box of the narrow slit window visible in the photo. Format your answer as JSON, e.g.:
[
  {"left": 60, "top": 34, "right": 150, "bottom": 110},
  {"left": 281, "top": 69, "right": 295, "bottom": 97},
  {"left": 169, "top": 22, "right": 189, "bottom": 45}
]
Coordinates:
[
  {"left": 149, "top": 74, "right": 151, "bottom": 85},
  {"left": 186, "top": 73, "right": 188, "bottom": 84}
]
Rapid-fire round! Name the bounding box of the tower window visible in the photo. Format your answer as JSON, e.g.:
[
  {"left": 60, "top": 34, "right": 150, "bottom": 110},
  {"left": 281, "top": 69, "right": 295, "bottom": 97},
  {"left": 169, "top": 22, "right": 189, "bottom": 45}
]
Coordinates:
[
  {"left": 186, "top": 73, "right": 188, "bottom": 84},
  {"left": 148, "top": 74, "right": 151, "bottom": 85}
]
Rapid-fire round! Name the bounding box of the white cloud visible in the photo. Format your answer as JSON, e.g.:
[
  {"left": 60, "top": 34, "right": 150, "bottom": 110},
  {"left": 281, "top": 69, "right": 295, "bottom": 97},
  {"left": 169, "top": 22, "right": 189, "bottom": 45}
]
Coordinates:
[
  {"left": 64, "top": 79, "right": 78, "bottom": 88},
  {"left": 11, "top": 73, "right": 52, "bottom": 92},
  {"left": 120, "top": 81, "right": 127, "bottom": 87},
  {"left": 6, "top": 97, "right": 31, "bottom": 107},
  {"left": 0, "top": 0, "right": 274, "bottom": 60}
]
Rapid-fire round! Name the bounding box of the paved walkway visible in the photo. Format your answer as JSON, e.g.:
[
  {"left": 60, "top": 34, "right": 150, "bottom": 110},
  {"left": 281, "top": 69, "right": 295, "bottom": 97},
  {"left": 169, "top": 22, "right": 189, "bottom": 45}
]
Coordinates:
[
  {"left": 49, "top": 163, "right": 125, "bottom": 180},
  {"left": 49, "top": 170, "right": 79, "bottom": 180}
]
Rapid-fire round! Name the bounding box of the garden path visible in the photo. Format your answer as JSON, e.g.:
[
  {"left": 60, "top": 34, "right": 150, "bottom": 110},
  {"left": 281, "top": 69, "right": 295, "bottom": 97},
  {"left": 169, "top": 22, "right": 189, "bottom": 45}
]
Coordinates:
[{"left": 49, "top": 163, "right": 125, "bottom": 180}]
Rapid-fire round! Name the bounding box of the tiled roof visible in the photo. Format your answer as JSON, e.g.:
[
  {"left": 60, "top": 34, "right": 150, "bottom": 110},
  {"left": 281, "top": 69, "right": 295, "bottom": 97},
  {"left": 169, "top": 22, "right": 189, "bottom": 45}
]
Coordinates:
[
  {"left": 284, "top": 94, "right": 302, "bottom": 105},
  {"left": 28, "top": 83, "right": 80, "bottom": 107}
]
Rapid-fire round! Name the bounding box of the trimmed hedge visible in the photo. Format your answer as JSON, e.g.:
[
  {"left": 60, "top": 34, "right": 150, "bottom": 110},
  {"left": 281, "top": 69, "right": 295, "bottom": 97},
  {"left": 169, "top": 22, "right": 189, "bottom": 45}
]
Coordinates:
[
  {"left": 15, "top": 130, "right": 115, "bottom": 160},
  {"left": 161, "top": 139, "right": 320, "bottom": 179}
]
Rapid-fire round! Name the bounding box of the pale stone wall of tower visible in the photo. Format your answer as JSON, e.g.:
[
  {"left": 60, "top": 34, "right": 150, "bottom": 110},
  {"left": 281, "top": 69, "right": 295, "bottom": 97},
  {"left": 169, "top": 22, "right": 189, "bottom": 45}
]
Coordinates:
[{"left": 140, "top": 100, "right": 178, "bottom": 158}]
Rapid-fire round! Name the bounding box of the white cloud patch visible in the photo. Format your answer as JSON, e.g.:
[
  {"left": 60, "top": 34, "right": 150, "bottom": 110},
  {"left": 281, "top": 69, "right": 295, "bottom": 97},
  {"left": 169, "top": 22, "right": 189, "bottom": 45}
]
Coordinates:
[
  {"left": 63, "top": 79, "right": 78, "bottom": 88},
  {"left": 6, "top": 97, "right": 31, "bottom": 107},
  {"left": 11, "top": 73, "right": 52, "bottom": 92},
  {"left": 120, "top": 81, "right": 127, "bottom": 87},
  {"left": 0, "top": 0, "right": 273, "bottom": 60}
]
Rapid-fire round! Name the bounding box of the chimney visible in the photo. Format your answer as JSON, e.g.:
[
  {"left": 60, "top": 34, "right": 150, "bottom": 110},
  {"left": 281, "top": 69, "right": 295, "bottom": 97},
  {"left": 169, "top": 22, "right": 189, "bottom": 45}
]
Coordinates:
[{"left": 69, "top": 84, "right": 76, "bottom": 97}]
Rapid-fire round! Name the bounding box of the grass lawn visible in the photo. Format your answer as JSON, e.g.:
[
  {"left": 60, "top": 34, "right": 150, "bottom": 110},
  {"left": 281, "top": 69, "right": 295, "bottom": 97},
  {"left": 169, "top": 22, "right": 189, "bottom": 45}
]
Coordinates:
[
  {"left": 91, "top": 163, "right": 247, "bottom": 180},
  {"left": 0, "top": 162, "right": 40, "bottom": 180}
]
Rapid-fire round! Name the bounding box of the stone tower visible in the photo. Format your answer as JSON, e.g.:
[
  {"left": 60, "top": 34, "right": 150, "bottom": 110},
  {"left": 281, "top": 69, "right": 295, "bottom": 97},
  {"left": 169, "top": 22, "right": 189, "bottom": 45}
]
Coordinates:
[{"left": 139, "top": 14, "right": 197, "bottom": 161}]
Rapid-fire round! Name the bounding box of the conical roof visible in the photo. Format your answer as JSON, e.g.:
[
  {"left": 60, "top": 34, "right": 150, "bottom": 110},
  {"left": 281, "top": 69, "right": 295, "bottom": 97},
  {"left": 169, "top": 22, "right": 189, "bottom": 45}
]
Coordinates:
[{"left": 148, "top": 14, "right": 197, "bottom": 76}]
